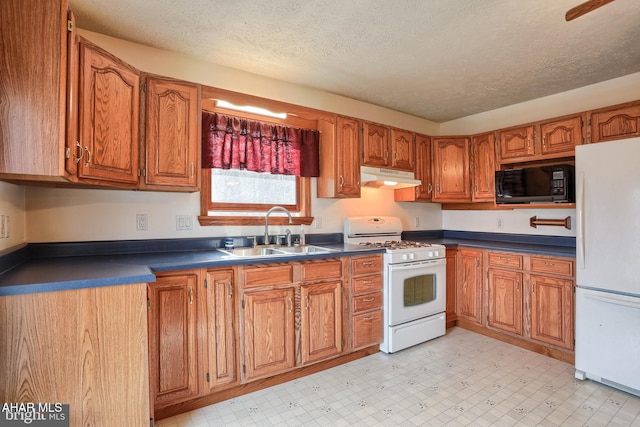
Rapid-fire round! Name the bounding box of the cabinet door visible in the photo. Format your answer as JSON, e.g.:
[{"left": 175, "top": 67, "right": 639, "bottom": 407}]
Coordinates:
[
  {"left": 530, "top": 274, "right": 574, "bottom": 350},
  {"left": 590, "top": 103, "right": 640, "bottom": 143},
  {"left": 243, "top": 288, "right": 295, "bottom": 381},
  {"left": 498, "top": 125, "right": 535, "bottom": 160},
  {"left": 395, "top": 134, "right": 431, "bottom": 202},
  {"left": 301, "top": 281, "right": 342, "bottom": 365},
  {"left": 352, "top": 310, "right": 383, "bottom": 349},
  {"left": 456, "top": 248, "right": 484, "bottom": 324},
  {"left": 390, "top": 128, "right": 415, "bottom": 171},
  {"left": 432, "top": 137, "right": 471, "bottom": 202},
  {"left": 471, "top": 132, "right": 496, "bottom": 202},
  {"left": 539, "top": 115, "right": 584, "bottom": 156},
  {"left": 148, "top": 272, "right": 199, "bottom": 407},
  {"left": 362, "top": 122, "right": 390, "bottom": 167},
  {"left": 336, "top": 116, "right": 362, "bottom": 197},
  {"left": 143, "top": 76, "right": 200, "bottom": 190},
  {"left": 487, "top": 269, "right": 523, "bottom": 335},
  {"left": 77, "top": 39, "right": 140, "bottom": 185},
  {"left": 202, "top": 268, "right": 237, "bottom": 393}
]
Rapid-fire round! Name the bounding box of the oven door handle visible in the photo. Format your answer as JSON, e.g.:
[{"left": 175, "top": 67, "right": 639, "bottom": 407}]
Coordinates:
[{"left": 389, "top": 258, "right": 446, "bottom": 271}]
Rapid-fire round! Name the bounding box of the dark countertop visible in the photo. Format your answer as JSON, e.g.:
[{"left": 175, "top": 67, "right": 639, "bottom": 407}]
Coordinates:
[{"left": 0, "top": 231, "right": 576, "bottom": 296}]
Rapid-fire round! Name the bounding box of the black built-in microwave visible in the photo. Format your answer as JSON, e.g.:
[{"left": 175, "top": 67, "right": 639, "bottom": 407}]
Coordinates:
[{"left": 495, "top": 164, "right": 574, "bottom": 204}]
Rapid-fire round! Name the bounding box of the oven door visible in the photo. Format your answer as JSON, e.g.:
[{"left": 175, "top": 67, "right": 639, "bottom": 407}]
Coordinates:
[{"left": 386, "top": 258, "right": 446, "bottom": 326}]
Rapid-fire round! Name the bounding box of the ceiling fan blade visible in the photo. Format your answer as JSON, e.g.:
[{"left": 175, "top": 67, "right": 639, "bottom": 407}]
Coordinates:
[{"left": 566, "top": 0, "right": 615, "bottom": 21}]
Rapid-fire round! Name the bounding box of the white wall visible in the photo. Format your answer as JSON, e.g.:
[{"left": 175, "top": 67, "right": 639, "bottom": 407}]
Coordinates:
[{"left": 0, "top": 181, "right": 26, "bottom": 251}]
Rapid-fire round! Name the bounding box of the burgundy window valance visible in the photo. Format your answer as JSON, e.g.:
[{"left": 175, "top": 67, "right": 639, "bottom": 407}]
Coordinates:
[{"left": 202, "top": 111, "right": 319, "bottom": 177}]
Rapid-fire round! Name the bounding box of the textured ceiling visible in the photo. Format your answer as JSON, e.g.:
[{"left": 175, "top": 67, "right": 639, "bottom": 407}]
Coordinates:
[{"left": 69, "top": 0, "right": 640, "bottom": 123}]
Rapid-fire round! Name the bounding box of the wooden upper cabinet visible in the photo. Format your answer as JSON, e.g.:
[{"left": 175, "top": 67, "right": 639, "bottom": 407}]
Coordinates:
[
  {"left": 0, "top": 0, "right": 68, "bottom": 179},
  {"left": 498, "top": 125, "right": 535, "bottom": 160},
  {"left": 362, "top": 122, "right": 390, "bottom": 167},
  {"left": 390, "top": 128, "right": 415, "bottom": 171},
  {"left": 317, "top": 115, "right": 361, "bottom": 198},
  {"left": 432, "top": 137, "right": 471, "bottom": 202},
  {"left": 142, "top": 76, "right": 200, "bottom": 191},
  {"left": 395, "top": 134, "right": 432, "bottom": 202},
  {"left": 539, "top": 115, "right": 584, "bottom": 156},
  {"left": 77, "top": 38, "right": 140, "bottom": 185},
  {"left": 590, "top": 102, "right": 640, "bottom": 143},
  {"left": 471, "top": 132, "right": 496, "bottom": 202}
]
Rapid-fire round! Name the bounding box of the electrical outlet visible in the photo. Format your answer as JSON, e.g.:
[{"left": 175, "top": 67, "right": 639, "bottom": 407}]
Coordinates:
[
  {"left": 0, "top": 215, "right": 5, "bottom": 238},
  {"left": 414, "top": 217, "right": 420, "bottom": 228},
  {"left": 497, "top": 217, "right": 504, "bottom": 230},
  {"left": 4, "top": 215, "right": 8, "bottom": 238},
  {"left": 314, "top": 216, "right": 322, "bottom": 229},
  {"left": 136, "top": 214, "right": 148, "bottom": 231},
  {"left": 176, "top": 215, "right": 193, "bottom": 230}
]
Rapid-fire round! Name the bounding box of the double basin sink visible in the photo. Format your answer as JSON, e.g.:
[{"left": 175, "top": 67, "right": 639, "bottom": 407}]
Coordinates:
[{"left": 218, "top": 244, "right": 337, "bottom": 258}]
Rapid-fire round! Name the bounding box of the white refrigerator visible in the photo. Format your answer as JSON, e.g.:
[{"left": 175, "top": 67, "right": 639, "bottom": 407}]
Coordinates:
[{"left": 575, "top": 137, "right": 640, "bottom": 397}]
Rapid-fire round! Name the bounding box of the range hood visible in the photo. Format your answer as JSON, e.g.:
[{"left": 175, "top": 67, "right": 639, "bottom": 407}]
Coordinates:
[{"left": 360, "top": 166, "right": 421, "bottom": 189}]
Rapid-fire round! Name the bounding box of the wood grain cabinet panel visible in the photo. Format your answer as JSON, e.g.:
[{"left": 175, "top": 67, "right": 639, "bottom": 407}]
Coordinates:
[
  {"left": 148, "top": 272, "right": 199, "bottom": 408},
  {"left": 539, "top": 115, "right": 583, "bottom": 155},
  {"left": 530, "top": 274, "right": 573, "bottom": 350},
  {"left": 395, "top": 134, "right": 432, "bottom": 202},
  {"left": 301, "top": 281, "right": 343, "bottom": 365},
  {"left": 0, "top": 284, "right": 149, "bottom": 427},
  {"left": 352, "top": 310, "right": 383, "bottom": 349},
  {"left": 349, "top": 254, "right": 384, "bottom": 350},
  {"left": 498, "top": 125, "right": 535, "bottom": 160},
  {"left": 590, "top": 103, "right": 640, "bottom": 143},
  {"left": 455, "top": 248, "right": 484, "bottom": 324},
  {"left": 77, "top": 38, "right": 140, "bottom": 185},
  {"left": 471, "top": 132, "right": 496, "bottom": 202},
  {"left": 362, "top": 122, "right": 390, "bottom": 167},
  {"left": 202, "top": 268, "right": 238, "bottom": 392},
  {"left": 390, "top": 128, "right": 415, "bottom": 171},
  {"left": 317, "top": 115, "right": 361, "bottom": 198},
  {"left": 432, "top": 137, "right": 472, "bottom": 202},
  {"left": 488, "top": 269, "right": 523, "bottom": 335},
  {"left": 242, "top": 287, "right": 296, "bottom": 381},
  {"left": 143, "top": 76, "right": 200, "bottom": 191}
]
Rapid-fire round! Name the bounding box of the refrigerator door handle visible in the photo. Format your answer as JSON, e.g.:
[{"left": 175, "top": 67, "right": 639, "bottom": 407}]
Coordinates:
[
  {"left": 585, "top": 291, "right": 640, "bottom": 310},
  {"left": 577, "top": 171, "right": 585, "bottom": 269}
]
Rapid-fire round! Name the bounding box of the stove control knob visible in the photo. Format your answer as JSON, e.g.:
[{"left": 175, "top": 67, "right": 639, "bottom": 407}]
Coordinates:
[
  {"left": 428, "top": 251, "right": 434, "bottom": 258},
  {"left": 409, "top": 253, "right": 415, "bottom": 260},
  {"left": 402, "top": 253, "right": 408, "bottom": 261}
]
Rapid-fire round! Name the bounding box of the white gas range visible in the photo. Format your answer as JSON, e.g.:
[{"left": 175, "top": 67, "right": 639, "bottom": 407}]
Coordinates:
[{"left": 344, "top": 216, "right": 447, "bottom": 353}]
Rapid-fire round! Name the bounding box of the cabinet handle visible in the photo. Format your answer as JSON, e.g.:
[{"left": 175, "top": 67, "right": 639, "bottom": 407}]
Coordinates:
[
  {"left": 190, "top": 162, "right": 194, "bottom": 177},
  {"left": 385, "top": 150, "right": 389, "bottom": 159},
  {"left": 227, "top": 280, "right": 233, "bottom": 298},
  {"left": 544, "top": 261, "right": 555, "bottom": 267},
  {"left": 73, "top": 141, "right": 83, "bottom": 163},
  {"left": 362, "top": 261, "right": 374, "bottom": 266},
  {"left": 189, "top": 285, "right": 194, "bottom": 304},
  {"left": 542, "top": 135, "right": 547, "bottom": 147},
  {"left": 288, "top": 297, "right": 293, "bottom": 313},
  {"left": 532, "top": 281, "right": 535, "bottom": 293},
  {"left": 428, "top": 183, "right": 433, "bottom": 193},
  {"left": 83, "top": 146, "right": 92, "bottom": 167},
  {"left": 362, "top": 297, "right": 375, "bottom": 302},
  {"left": 527, "top": 137, "right": 531, "bottom": 149},
  {"left": 516, "top": 280, "right": 519, "bottom": 291},
  {"left": 363, "top": 316, "right": 374, "bottom": 321},
  {"left": 500, "top": 257, "right": 511, "bottom": 261},
  {"left": 305, "top": 295, "right": 310, "bottom": 310},
  {"left": 362, "top": 279, "right": 373, "bottom": 284},
  {"left": 339, "top": 175, "right": 344, "bottom": 186}
]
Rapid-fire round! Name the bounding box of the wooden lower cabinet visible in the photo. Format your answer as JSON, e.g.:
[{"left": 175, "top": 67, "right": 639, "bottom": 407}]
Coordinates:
[
  {"left": 301, "top": 281, "right": 343, "bottom": 364},
  {"left": 148, "top": 271, "right": 199, "bottom": 408},
  {"left": 445, "top": 247, "right": 457, "bottom": 327},
  {"left": 242, "top": 287, "right": 296, "bottom": 381},
  {"left": 487, "top": 268, "right": 523, "bottom": 335},
  {"left": 530, "top": 273, "right": 574, "bottom": 350},
  {"left": 456, "top": 248, "right": 484, "bottom": 324},
  {"left": 349, "top": 254, "right": 384, "bottom": 349},
  {"left": 0, "top": 284, "right": 150, "bottom": 427}
]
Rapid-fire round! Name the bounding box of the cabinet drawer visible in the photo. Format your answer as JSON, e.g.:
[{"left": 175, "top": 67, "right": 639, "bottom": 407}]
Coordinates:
[
  {"left": 352, "top": 292, "right": 382, "bottom": 313},
  {"left": 352, "top": 274, "right": 383, "bottom": 294},
  {"left": 242, "top": 264, "right": 295, "bottom": 288},
  {"left": 301, "top": 259, "right": 342, "bottom": 282},
  {"left": 530, "top": 257, "right": 574, "bottom": 277},
  {"left": 351, "top": 255, "right": 383, "bottom": 276},
  {"left": 488, "top": 252, "right": 523, "bottom": 269},
  {"left": 352, "top": 309, "right": 383, "bottom": 349}
]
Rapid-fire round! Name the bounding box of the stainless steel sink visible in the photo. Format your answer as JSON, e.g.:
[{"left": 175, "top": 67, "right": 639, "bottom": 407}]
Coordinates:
[{"left": 218, "top": 245, "right": 335, "bottom": 258}]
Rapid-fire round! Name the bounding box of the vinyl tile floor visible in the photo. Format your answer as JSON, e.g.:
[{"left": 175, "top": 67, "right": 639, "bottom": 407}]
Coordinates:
[{"left": 155, "top": 327, "right": 640, "bottom": 427}]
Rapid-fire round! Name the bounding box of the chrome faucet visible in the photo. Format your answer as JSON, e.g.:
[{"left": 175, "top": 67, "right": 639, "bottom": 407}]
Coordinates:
[{"left": 264, "top": 206, "right": 293, "bottom": 245}]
